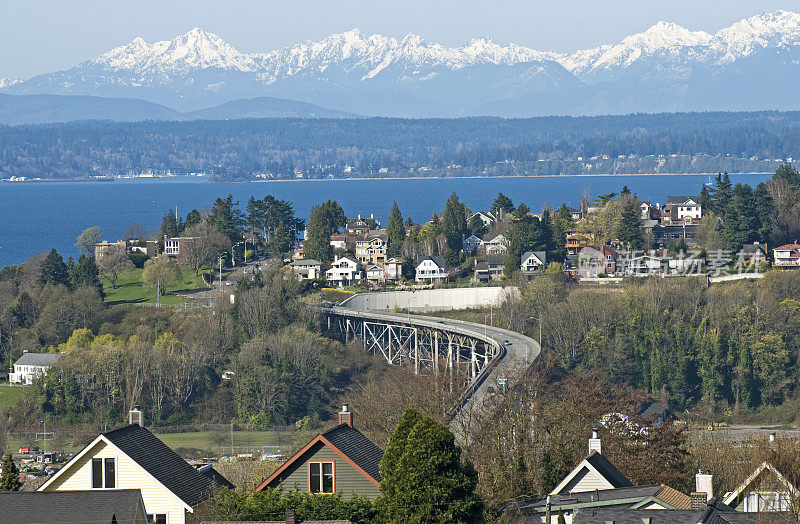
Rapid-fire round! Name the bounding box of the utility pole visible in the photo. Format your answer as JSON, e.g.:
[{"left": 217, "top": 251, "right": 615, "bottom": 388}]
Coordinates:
[{"left": 230, "top": 419, "right": 234, "bottom": 456}]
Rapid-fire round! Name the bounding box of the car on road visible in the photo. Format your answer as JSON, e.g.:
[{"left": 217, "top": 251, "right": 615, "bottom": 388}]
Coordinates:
[{"left": 504, "top": 339, "right": 511, "bottom": 345}]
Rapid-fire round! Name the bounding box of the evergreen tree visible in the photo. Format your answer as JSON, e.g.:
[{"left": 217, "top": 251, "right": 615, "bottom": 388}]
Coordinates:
[
  {"left": 773, "top": 163, "right": 800, "bottom": 186},
  {"left": 159, "top": 209, "right": 179, "bottom": 241},
  {"left": 467, "top": 214, "right": 487, "bottom": 238},
  {"left": 714, "top": 173, "right": 733, "bottom": 217},
  {"left": 490, "top": 193, "right": 514, "bottom": 219},
  {"left": 70, "top": 254, "right": 104, "bottom": 298},
  {"left": 441, "top": 192, "right": 468, "bottom": 253},
  {"left": 721, "top": 184, "right": 758, "bottom": 253},
  {"left": 504, "top": 204, "right": 545, "bottom": 277},
  {"left": 267, "top": 222, "right": 292, "bottom": 258},
  {"left": 0, "top": 453, "right": 21, "bottom": 491},
  {"left": 304, "top": 200, "right": 346, "bottom": 263},
  {"left": 699, "top": 184, "right": 714, "bottom": 215},
  {"left": 184, "top": 209, "right": 202, "bottom": 230},
  {"left": 386, "top": 201, "right": 406, "bottom": 257},
  {"left": 551, "top": 204, "right": 575, "bottom": 262},
  {"left": 616, "top": 197, "right": 644, "bottom": 250},
  {"left": 754, "top": 182, "right": 774, "bottom": 244},
  {"left": 38, "top": 249, "right": 70, "bottom": 288},
  {"left": 209, "top": 194, "right": 244, "bottom": 243},
  {"left": 376, "top": 409, "right": 483, "bottom": 524}
]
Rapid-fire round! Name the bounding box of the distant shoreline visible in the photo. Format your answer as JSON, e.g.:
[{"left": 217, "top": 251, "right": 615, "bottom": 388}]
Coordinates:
[
  {"left": 246, "top": 172, "right": 771, "bottom": 183},
  {"left": 0, "top": 172, "right": 772, "bottom": 184}
]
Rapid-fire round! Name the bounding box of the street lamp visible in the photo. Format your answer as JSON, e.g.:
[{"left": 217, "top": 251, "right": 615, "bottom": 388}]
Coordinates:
[{"left": 218, "top": 252, "right": 228, "bottom": 291}]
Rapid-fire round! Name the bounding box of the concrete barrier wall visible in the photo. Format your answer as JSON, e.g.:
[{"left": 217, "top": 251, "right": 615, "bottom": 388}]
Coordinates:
[{"left": 340, "top": 286, "right": 518, "bottom": 312}]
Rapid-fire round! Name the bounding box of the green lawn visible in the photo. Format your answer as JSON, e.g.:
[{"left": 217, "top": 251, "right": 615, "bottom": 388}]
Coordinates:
[
  {"left": 7, "top": 428, "right": 314, "bottom": 456},
  {"left": 153, "top": 429, "right": 313, "bottom": 454},
  {"left": 102, "top": 266, "right": 213, "bottom": 306},
  {"left": 0, "top": 383, "right": 25, "bottom": 413}
]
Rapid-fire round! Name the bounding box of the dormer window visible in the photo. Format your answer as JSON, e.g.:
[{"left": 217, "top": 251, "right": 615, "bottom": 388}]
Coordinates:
[{"left": 91, "top": 457, "right": 115, "bottom": 488}]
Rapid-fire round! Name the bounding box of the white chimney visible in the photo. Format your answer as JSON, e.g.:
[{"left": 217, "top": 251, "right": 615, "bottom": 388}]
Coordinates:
[
  {"left": 589, "top": 428, "right": 602, "bottom": 455},
  {"left": 695, "top": 470, "right": 713, "bottom": 499},
  {"left": 129, "top": 405, "right": 143, "bottom": 426}
]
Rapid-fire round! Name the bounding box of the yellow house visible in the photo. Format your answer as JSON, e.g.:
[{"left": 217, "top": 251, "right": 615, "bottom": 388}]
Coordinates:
[{"left": 39, "top": 410, "right": 231, "bottom": 524}]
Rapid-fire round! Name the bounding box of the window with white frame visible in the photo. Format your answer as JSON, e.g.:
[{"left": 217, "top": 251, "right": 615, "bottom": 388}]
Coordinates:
[
  {"left": 91, "top": 457, "right": 115, "bottom": 488},
  {"left": 308, "top": 461, "right": 334, "bottom": 494}
]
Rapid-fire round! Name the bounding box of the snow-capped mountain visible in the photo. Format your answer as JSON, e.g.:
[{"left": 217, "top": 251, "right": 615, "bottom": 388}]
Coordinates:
[
  {"left": 6, "top": 10, "right": 800, "bottom": 117},
  {"left": 0, "top": 76, "right": 22, "bottom": 89}
]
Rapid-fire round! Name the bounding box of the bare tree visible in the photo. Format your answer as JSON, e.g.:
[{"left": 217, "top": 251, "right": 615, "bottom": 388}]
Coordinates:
[
  {"left": 97, "top": 249, "right": 133, "bottom": 289},
  {"left": 75, "top": 226, "right": 103, "bottom": 256},
  {"left": 182, "top": 222, "right": 231, "bottom": 276}
]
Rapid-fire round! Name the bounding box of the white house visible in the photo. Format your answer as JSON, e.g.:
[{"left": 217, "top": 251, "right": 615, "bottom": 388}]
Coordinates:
[
  {"left": 520, "top": 251, "right": 546, "bottom": 274},
  {"left": 723, "top": 461, "right": 797, "bottom": 512},
  {"left": 9, "top": 351, "right": 60, "bottom": 385},
  {"left": 415, "top": 256, "right": 448, "bottom": 283},
  {"left": 773, "top": 243, "right": 800, "bottom": 267},
  {"left": 483, "top": 234, "right": 509, "bottom": 256},
  {"left": 288, "top": 259, "right": 322, "bottom": 280},
  {"left": 666, "top": 196, "right": 702, "bottom": 224},
  {"left": 384, "top": 258, "right": 403, "bottom": 282},
  {"left": 39, "top": 410, "right": 231, "bottom": 524},
  {"left": 325, "top": 256, "right": 361, "bottom": 287},
  {"left": 462, "top": 235, "right": 483, "bottom": 255},
  {"left": 365, "top": 265, "right": 385, "bottom": 286}
]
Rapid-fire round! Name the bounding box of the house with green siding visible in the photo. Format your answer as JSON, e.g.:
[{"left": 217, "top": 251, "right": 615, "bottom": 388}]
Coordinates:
[{"left": 256, "top": 406, "right": 383, "bottom": 500}]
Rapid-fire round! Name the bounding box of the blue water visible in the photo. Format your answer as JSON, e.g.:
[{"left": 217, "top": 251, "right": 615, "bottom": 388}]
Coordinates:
[{"left": 0, "top": 174, "right": 770, "bottom": 268}]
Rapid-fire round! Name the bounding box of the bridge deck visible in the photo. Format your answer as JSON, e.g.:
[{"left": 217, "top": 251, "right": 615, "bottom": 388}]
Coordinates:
[{"left": 322, "top": 305, "right": 540, "bottom": 440}]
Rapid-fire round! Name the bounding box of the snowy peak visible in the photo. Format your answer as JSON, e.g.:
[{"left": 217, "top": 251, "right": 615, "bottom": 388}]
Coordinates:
[
  {"left": 717, "top": 10, "right": 800, "bottom": 57},
  {"left": 92, "top": 28, "right": 258, "bottom": 72},
  {"left": 0, "top": 76, "right": 22, "bottom": 89}
]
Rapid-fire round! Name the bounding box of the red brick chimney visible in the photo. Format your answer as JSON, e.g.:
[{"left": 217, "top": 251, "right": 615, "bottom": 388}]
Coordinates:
[{"left": 338, "top": 405, "right": 352, "bottom": 427}]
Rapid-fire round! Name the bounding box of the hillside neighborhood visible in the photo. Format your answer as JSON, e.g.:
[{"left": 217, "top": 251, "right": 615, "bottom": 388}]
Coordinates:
[{"left": 4, "top": 165, "right": 800, "bottom": 523}]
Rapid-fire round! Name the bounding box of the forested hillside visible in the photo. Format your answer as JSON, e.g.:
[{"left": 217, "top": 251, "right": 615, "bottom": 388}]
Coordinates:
[{"left": 1, "top": 111, "right": 800, "bottom": 180}]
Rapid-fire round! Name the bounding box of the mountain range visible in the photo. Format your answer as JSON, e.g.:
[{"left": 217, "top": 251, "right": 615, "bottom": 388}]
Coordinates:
[{"left": 3, "top": 9, "right": 800, "bottom": 119}]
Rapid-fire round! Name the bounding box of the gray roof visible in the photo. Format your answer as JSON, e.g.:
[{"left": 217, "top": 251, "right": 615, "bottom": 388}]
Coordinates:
[
  {"left": 520, "top": 485, "right": 660, "bottom": 511},
  {"left": 14, "top": 352, "right": 60, "bottom": 367},
  {"left": 666, "top": 196, "right": 701, "bottom": 205},
  {"left": 290, "top": 259, "right": 322, "bottom": 267},
  {"left": 740, "top": 243, "right": 767, "bottom": 255},
  {"left": 322, "top": 424, "right": 384, "bottom": 483},
  {"left": 101, "top": 424, "right": 232, "bottom": 507},
  {"left": 521, "top": 251, "right": 546, "bottom": 264},
  {"left": 417, "top": 255, "right": 447, "bottom": 269},
  {"left": 586, "top": 451, "right": 633, "bottom": 488},
  {"left": 572, "top": 502, "right": 785, "bottom": 524},
  {"left": 2, "top": 489, "right": 145, "bottom": 524}
]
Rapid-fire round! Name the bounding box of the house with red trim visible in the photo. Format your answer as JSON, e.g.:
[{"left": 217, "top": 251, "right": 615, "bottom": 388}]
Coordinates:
[{"left": 255, "top": 406, "right": 383, "bottom": 500}]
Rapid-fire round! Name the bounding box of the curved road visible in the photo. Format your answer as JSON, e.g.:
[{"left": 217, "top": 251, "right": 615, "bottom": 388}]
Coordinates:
[{"left": 324, "top": 305, "right": 540, "bottom": 441}]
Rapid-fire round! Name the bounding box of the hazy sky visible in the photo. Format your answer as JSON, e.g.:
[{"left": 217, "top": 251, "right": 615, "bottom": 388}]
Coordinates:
[{"left": 2, "top": 0, "right": 799, "bottom": 78}]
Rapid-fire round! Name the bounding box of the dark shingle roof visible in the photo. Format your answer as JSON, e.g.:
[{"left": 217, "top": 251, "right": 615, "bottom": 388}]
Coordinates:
[
  {"left": 322, "top": 424, "right": 384, "bottom": 482},
  {"left": 572, "top": 502, "right": 786, "bottom": 524},
  {"left": 0, "top": 489, "right": 144, "bottom": 524},
  {"left": 103, "top": 424, "right": 230, "bottom": 507},
  {"left": 586, "top": 451, "right": 634, "bottom": 488}
]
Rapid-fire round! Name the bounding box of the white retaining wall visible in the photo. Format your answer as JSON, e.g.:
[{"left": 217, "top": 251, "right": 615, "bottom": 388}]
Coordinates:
[{"left": 340, "top": 287, "right": 517, "bottom": 312}]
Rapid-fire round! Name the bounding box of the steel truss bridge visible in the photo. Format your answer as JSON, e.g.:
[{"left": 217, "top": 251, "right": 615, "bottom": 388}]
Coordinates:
[{"left": 322, "top": 305, "right": 539, "bottom": 427}]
